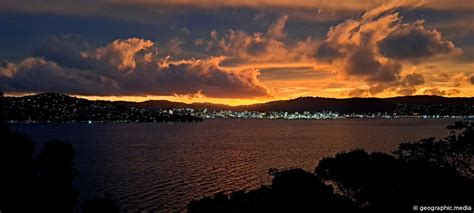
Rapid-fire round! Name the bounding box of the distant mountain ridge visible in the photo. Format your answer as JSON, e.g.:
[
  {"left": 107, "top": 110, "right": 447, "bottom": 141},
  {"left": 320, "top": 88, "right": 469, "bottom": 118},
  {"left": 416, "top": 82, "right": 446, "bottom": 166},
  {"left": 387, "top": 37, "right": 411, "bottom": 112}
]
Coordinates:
[
  {"left": 113, "top": 100, "right": 233, "bottom": 111},
  {"left": 241, "top": 96, "right": 474, "bottom": 113},
  {"left": 2, "top": 93, "right": 474, "bottom": 115},
  {"left": 113, "top": 95, "right": 474, "bottom": 114}
]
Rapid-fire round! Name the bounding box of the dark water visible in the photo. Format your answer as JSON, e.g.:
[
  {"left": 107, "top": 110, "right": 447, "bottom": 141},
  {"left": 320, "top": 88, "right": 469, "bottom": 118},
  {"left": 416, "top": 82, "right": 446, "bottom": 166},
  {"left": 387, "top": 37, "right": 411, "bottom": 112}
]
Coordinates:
[{"left": 12, "top": 119, "right": 458, "bottom": 212}]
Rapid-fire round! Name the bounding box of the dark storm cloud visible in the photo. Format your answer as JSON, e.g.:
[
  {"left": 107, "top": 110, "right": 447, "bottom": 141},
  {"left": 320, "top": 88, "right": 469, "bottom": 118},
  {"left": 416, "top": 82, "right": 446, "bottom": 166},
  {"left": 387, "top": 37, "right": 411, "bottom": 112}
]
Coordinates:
[
  {"left": 0, "top": 38, "right": 269, "bottom": 98},
  {"left": 0, "top": 58, "right": 107, "bottom": 95},
  {"left": 34, "top": 34, "right": 93, "bottom": 69},
  {"left": 343, "top": 48, "right": 403, "bottom": 84},
  {"left": 470, "top": 75, "right": 474, "bottom": 85},
  {"left": 378, "top": 21, "right": 462, "bottom": 60},
  {"left": 314, "top": 42, "right": 342, "bottom": 61},
  {"left": 403, "top": 73, "right": 425, "bottom": 87},
  {"left": 347, "top": 73, "right": 426, "bottom": 97}
]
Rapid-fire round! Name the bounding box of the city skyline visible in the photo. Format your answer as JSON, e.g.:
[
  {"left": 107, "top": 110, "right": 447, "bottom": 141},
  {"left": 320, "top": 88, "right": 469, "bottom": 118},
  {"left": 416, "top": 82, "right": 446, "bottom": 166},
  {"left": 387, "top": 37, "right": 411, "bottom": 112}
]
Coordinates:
[{"left": 1, "top": 0, "right": 473, "bottom": 105}]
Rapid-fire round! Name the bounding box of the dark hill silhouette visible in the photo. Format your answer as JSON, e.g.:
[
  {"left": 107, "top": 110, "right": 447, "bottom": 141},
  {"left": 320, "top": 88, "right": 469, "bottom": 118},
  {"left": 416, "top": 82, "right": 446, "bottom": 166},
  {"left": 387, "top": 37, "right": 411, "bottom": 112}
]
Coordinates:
[
  {"left": 242, "top": 97, "right": 396, "bottom": 113},
  {"left": 112, "top": 95, "right": 474, "bottom": 113},
  {"left": 387, "top": 95, "right": 474, "bottom": 105},
  {"left": 114, "top": 99, "right": 233, "bottom": 111},
  {"left": 238, "top": 96, "right": 474, "bottom": 114},
  {"left": 3, "top": 93, "right": 474, "bottom": 116},
  {"left": 1, "top": 93, "right": 203, "bottom": 122}
]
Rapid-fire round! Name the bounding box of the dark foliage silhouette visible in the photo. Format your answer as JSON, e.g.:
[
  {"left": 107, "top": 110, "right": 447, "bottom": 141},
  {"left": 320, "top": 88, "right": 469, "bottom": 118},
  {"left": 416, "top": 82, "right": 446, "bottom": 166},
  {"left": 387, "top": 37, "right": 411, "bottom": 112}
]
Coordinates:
[
  {"left": 35, "top": 140, "right": 78, "bottom": 213},
  {"left": 0, "top": 124, "right": 78, "bottom": 213},
  {"left": 0, "top": 123, "right": 123, "bottom": 213},
  {"left": 188, "top": 122, "right": 474, "bottom": 213},
  {"left": 394, "top": 121, "right": 473, "bottom": 178},
  {"left": 187, "top": 169, "right": 357, "bottom": 213},
  {"left": 316, "top": 150, "right": 473, "bottom": 212},
  {"left": 82, "top": 197, "right": 120, "bottom": 213},
  {"left": 0, "top": 123, "right": 34, "bottom": 213}
]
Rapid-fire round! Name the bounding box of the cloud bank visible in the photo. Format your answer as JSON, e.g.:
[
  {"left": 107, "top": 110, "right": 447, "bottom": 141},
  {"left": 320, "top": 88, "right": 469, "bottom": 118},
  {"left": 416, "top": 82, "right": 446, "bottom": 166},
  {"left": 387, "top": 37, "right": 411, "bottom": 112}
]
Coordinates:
[
  {"left": 313, "top": 1, "right": 462, "bottom": 96},
  {"left": 0, "top": 38, "right": 269, "bottom": 98}
]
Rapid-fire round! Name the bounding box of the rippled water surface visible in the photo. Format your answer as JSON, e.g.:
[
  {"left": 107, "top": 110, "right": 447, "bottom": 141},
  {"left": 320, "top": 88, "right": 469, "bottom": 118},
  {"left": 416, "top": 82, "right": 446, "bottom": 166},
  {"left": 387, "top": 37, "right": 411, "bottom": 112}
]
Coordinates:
[{"left": 12, "top": 119, "right": 458, "bottom": 212}]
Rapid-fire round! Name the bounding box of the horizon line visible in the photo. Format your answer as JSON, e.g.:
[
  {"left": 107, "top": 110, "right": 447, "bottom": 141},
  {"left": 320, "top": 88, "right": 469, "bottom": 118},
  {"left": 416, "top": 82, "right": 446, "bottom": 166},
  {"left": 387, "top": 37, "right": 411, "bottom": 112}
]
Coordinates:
[{"left": 3, "top": 92, "right": 474, "bottom": 107}]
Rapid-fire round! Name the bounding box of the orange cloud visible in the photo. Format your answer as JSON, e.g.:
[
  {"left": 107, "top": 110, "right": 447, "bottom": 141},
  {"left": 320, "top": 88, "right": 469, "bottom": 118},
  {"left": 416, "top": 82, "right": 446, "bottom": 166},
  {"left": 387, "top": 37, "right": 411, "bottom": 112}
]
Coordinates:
[
  {"left": 424, "top": 88, "right": 461, "bottom": 96},
  {"left": 312, "top": 1, "right": 463, "bottom": 97},
  {"left": 0, "top": 38, "right": 270, "bottom": 98},
  {"left": 88, "top": 38, "right": 155, "bottom": 71},
  {"left": 198, "top": 15, "right": 318, "bottom": 63}
]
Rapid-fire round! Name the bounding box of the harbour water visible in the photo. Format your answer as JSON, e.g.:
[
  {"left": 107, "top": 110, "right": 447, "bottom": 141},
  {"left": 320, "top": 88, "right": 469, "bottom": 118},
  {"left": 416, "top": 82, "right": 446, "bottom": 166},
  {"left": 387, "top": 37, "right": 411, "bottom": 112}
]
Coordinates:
[{"left": 12, "top": 119, "right": 457, "bottom": 212}]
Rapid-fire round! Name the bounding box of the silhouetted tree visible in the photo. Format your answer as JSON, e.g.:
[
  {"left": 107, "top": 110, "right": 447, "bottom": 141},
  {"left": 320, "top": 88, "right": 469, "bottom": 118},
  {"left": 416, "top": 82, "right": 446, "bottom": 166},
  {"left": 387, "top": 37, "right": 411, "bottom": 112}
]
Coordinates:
[
  {"left": 0, "top": 124, "right": 78, "bottom": 213},
  {"left": 0, "top": 94, "right": 6, "bottom": 122},
  {"left": 315, "top": 150, "right": 473, "bottom": 212},
  {"left": 188, "top": 168, "right": 358, "bottom": 213},
  {"left": 395, "top": 121, "right": 473, "bottom": 178},
  {"left": 315, "top": 150, "right": 401, "bottom": 208},
  {"left": 266, "top": 168, "right": 357, "bottom": 212},
  {"left": 0, "top": 123, "right": 35, "bottom": 213},
  {"left": 34, "top": 140, "right": 78, "bottom": 213},
  {"left": 82, "top": 197, "right": 120, "bottom": 213}
]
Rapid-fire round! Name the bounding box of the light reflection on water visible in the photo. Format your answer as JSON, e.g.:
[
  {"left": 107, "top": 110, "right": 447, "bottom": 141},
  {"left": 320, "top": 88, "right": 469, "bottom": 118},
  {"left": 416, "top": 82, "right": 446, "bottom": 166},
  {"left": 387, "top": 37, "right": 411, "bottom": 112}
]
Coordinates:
[{"left": 12, "top": 119, "right": 457, "bottom": 212}]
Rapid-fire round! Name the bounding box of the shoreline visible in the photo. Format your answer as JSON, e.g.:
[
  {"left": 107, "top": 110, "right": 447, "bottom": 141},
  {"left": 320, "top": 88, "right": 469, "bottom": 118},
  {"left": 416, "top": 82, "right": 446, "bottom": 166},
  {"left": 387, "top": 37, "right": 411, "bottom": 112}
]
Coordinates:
[{"left": 6, "top": 116, "right": 470, "bottom": 124}]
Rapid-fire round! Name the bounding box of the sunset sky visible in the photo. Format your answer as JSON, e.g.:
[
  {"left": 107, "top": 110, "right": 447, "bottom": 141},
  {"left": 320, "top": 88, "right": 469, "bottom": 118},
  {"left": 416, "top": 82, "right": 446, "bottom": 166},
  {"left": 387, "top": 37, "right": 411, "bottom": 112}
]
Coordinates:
[{"left": 0, "top": 0, "right": 473, "bottom": 105}]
